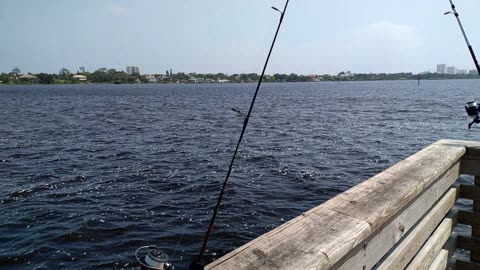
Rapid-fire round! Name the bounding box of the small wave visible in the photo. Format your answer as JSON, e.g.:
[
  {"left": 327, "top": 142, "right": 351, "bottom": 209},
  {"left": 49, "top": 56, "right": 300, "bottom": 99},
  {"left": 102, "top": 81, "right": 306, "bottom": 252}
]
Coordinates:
[{"left": 2, "top": 189, "right": 34, "bottom": 203}]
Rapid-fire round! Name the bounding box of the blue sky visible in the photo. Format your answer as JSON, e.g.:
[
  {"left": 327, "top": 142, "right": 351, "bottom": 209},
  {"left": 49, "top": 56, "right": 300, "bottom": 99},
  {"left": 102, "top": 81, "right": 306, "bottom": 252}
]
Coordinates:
[{"left": 1, "top": 0, "right": 480, "bottom": 75}]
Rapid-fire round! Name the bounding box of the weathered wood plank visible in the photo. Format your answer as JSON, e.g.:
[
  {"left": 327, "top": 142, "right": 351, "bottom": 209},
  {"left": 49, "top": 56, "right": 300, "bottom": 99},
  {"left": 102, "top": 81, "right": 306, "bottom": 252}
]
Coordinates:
[
  {"left": 406, "top": 218, "right": 452, "bottom": 270},
  {"left": 205, "top": 206, "right": 370, "bottom": 270},
  {"left": 428, "top": 249, "right": 448, "bottom": 270},
  {"left": 455, "top": 258, "right": 480, "bottom": 270},
  {"left": 459, "top": 185, "right": 480, "bottom": 201},
  {"left": 376, "top": 188, "right": 456, "bottom": 270},
  {"left": 438, "top": 139, "right": 480, "bottom": 151},
  {"left": 336, "top": 163, "right": 460, "bottom": 270},
  {"left": 323, "top": 142, "right": 464, "bottom": 230},
  {"left": 443, "top": 233, "right": 457, "bottom": 270},
  {"left": 206, "top": 140, "right": 466, "bottom": 270},
  {"left": 458, "top": 210, "right": 480, "bottom": 227},
  {"left": 441, "top": 140, "right": 480, "bottom": 176}
]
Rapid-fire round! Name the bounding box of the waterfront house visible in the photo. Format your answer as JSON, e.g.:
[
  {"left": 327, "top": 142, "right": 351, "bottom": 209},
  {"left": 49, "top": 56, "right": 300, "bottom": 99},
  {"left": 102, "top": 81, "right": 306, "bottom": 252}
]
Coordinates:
[
  {"left": 144, "top": 74, "right": 157, "bottom": 83},
  {"left": 72, "top": 74, "right": 87, "bottom": 82},
  {"left": 17, "top": 74, "right": 38, "bottom": 83}
]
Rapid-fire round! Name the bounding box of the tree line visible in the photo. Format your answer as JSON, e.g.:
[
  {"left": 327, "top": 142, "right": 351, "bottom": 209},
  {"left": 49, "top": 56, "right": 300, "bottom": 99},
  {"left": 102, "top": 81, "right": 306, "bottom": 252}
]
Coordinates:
[
  {"left": 0, "top": 67, "right": 144, "bottom": 84},
  {"left": 1, "top": 67, "right": 479, "bottom": 84}
]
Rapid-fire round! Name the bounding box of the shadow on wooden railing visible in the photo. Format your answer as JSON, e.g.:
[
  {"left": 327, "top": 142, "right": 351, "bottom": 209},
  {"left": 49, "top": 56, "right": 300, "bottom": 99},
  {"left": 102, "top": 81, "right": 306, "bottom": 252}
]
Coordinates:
[{"left": 206, "top": 139, "right": 480, "bottom": 270}]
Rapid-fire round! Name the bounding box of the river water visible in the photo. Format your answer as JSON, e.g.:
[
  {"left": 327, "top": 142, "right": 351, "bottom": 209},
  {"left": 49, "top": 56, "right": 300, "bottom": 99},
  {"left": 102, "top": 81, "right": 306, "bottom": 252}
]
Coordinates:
[{"left": 1, "top": 80, "right": 479, "bottom": 269}]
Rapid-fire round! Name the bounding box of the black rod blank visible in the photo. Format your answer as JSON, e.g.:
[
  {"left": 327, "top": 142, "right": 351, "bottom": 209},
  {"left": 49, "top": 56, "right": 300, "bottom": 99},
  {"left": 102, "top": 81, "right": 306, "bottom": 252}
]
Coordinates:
[
  {"left": 446, "top": 0, "right": 480, "bottom": 76},
  {"left": 191, "top": 0, "right": 290, "bottom": 267}
]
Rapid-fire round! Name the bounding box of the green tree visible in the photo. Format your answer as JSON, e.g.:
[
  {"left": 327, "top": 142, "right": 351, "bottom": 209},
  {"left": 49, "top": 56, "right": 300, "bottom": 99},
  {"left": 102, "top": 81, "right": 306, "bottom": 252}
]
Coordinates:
[
  {"left": 37, "top": 73, "right": 54, "bottom": 84},
  {"left": 59, "top": 68, "right": 71, "bottom": 79},
  {"left": 0, "top": 73, "right": 11, "bottom": 84},
  {"left": 247, "top": 73, "right": 259, "bottom": 81},
  {"left": 90, "top": 68, "right": 109, "bottom": 82},
  {"left": 11, "top": 67, "right": 21, "bottom": 76},
  {"left": 174, "top": 72, "right": 188, "bottom": 81},
  {"left": 273, "top": 73, "right": 288, "bottom": 82},
  {"left": 113, "top": 72, "right": 128, "bottom": 83},
  {"left": 287, "top": 73, "right": 299, "bottom": 82}
]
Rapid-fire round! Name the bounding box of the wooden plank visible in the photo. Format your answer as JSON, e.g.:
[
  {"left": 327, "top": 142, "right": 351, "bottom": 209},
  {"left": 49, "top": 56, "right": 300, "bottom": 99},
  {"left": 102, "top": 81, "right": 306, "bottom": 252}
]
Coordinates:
[
  {"left": 474, "top": 175, "right": 480, "bottom": 209},
  {"left": 443, "top": 233, "right": 457, "bottom": 270},
  {"left": 205, "top": 205, "right": 370, "bottom": 270},
  {"left": 466, "top": 146, "right": 480, "bottom": 156},
  {"left": 428, "top": 249, "right": 448, "bottom": 270},
  {"left": 471, "top": 176, "right": 480, "bottom": 263},
  {"left": 322, "top": 142, "right": 464, "bottom": 230},
  {"left": 455, "top": 258, "right": 480, "bottom": 270},
  {"left": 206, "top": 140, "right": 465, "bottom": 270},
  {"left": 438, "top": 139, "right": 480, "bottom": 150},
  {"left": 457, "top": 235, "right": 480, "bottom": 252},
  {"left": 458, "top": 210, "right": 480, "bottom": 227},
  {"left": 337, "top": 164, "right": 460, "bottom": 270},
  {"left": 461, "top": 158, "right": 480, "bottom": 176},
  {"left": 375, "top": 189, "right": 456, "bottom": 270},
  {"left": 442, "top": 140, "right": 480, "bottom": 176},
  {"left": 459, "top": 185, "right": 480, "bottom": 201},
  {"left": 406, "top": 218, "right": 453, "bottom": 269}
]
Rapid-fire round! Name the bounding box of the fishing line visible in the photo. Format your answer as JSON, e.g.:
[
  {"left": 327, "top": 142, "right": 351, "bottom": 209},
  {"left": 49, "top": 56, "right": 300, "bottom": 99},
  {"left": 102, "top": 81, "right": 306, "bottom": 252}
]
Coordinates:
[{"left": 190, "top": 0, "right": 290, "bottom": 268}]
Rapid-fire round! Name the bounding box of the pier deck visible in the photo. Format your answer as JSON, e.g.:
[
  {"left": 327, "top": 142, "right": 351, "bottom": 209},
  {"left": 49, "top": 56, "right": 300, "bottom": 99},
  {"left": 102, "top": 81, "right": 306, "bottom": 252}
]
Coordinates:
[{"left": 206, "top": 139, "right": 480, "bottom": 270}]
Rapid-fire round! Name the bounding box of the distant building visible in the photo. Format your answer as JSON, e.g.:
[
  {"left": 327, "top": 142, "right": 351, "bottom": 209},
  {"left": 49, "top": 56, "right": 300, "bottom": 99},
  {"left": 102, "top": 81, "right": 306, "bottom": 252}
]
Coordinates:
[
  {"left": 446, "top": 66, "right": 455, "bottom": 74},
  {"left": 144, "top": 74, "right": 157, "bottom": 83},
  {"left": 126, "top": 66, "right": 140, "bottom": 75},
  {"left": 436, "top": 64, "right": 446, "bottom": 74},
  {"left": 470, "top": 69, "right": 478, "bottom": 75},
  {"left": 73, "top": 74, "right": 87, "bottom": 81},
  {"left": 17, "top": 73, "right": 38, "bottom": 83},
  {"left": 456, "top": 69, "right": 468, "bottom": 75}
]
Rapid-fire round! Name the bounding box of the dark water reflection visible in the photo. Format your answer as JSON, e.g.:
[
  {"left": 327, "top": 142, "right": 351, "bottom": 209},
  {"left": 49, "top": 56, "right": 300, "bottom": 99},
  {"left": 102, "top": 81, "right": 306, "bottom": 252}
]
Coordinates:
[{"left": 1, "top": 80, "right": 479, "bottom": 269}]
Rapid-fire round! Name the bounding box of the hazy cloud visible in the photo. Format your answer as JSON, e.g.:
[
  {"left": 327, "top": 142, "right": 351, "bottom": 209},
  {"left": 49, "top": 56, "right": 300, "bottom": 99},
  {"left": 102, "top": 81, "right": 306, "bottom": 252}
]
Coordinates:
[
  {"left": 105, "top": 3, "right": 126, "bottom": 15},
  {"left": 339, "top": 21, "right": 425, "bottom": 72},
  {"left": 359, "top": 21, "right": 422, "bottom": 50}
]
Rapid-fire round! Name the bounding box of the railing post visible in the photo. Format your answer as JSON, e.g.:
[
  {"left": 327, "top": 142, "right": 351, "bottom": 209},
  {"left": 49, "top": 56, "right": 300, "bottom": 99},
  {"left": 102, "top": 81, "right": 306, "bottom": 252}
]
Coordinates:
[{"left": 472, "top": 176, "right": 480, "bottom": 262}]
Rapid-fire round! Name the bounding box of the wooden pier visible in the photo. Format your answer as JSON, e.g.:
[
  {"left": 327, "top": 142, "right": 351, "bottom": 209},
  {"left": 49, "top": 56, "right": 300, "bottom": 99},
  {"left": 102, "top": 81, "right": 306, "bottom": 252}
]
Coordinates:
[{"left": 206, "top": 139, "right": 480, "bottom": 270}]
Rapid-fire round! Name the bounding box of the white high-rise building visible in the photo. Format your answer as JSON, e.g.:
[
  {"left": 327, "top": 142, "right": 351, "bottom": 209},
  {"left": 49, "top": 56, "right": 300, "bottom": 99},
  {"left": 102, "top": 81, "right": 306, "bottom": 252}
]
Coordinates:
[
  {"left": 126, "top": 66, "right": 140, "bottom": 75},
  {"left": 446, "top": 66, "right": 455, "bottom": 74},
  {"left": 436, "top": 64, "right": 446, "bottom": 74}
]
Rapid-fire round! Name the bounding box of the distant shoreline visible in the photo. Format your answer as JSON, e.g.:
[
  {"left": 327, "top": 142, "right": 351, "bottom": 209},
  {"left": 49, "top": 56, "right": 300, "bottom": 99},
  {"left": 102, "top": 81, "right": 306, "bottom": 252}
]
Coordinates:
[
  {"left": 1, "top": 68, "right": 479, "bottom": 85},
  {"left": 1, "top": 77, "right": 479, "bottom": 86}
]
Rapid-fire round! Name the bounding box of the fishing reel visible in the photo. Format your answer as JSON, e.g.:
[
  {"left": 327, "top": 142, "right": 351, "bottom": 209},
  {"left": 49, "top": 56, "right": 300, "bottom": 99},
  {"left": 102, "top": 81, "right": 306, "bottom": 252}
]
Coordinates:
[
  {"left": 135, "top": 245, "right": 174, "bottom": 270},
  {"left": 465, "top": 101, "right": 480, "bottom": 129}
]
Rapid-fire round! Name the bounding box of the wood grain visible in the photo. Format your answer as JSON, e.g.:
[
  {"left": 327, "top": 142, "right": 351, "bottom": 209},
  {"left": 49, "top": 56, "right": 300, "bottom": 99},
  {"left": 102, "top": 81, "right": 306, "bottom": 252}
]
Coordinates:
[
  {"left": 376, "top": 189, "right": 456, "bottom": 270},
  {"left": 405, "top": 218, "right": 452, "bottom": 270},
  {"left": 206, "top": 140, "right": 467, "bottom": 270}
]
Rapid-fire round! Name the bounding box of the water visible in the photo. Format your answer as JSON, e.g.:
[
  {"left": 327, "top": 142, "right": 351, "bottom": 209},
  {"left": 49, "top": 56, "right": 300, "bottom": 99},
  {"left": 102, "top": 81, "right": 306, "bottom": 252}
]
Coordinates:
[{"left": 0, "top": 80, "right": 479, "bottom": 269}]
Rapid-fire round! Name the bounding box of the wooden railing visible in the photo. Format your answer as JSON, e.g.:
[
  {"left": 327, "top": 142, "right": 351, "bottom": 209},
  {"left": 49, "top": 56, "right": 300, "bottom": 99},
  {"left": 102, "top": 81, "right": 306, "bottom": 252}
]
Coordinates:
[{"left": 206, "top": 139, "right": 480, "bottom": 270}]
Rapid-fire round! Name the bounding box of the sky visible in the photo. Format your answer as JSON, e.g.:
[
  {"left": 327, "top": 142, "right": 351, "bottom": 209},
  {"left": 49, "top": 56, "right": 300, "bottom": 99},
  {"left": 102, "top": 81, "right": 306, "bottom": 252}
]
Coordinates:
[{"left": 1, "top": 0, "right": 480, "bottom": 75}]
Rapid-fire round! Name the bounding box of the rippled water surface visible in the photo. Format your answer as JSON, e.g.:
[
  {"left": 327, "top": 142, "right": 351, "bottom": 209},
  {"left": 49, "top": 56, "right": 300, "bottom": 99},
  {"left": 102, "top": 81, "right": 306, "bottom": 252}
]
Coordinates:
[{"left": 1, "top": 80, "right": 480, "bottom": 269}]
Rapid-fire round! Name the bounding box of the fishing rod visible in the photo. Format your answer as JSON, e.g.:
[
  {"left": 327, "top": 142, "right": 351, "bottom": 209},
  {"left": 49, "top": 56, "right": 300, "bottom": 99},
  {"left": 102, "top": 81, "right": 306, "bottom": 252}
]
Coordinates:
[
  {"left": 444, "top": 0, "right": 480, "bottom": 76},
  {"left": 134, "top": 1, "right": 291, "bottom": 270},
  {"left": 190, "top": 1, "right": 290, "bottom": 269},
  {"left": 444, "top": 0, "right": 480, "bottom": 129}
]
